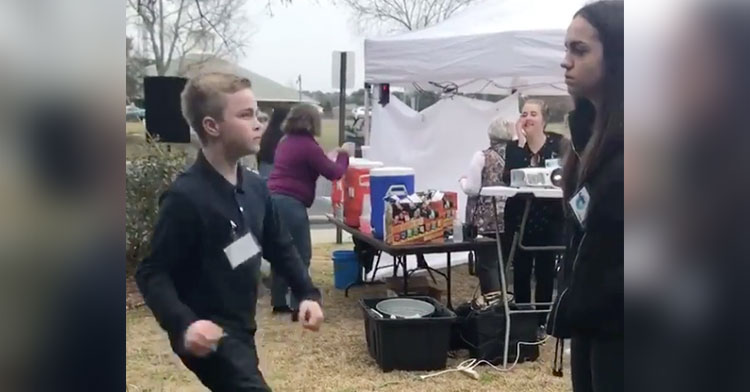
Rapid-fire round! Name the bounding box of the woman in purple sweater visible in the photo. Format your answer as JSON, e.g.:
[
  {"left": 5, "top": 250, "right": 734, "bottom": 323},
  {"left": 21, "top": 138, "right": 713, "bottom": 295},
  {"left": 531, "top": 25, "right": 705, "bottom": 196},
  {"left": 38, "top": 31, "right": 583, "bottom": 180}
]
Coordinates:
[{"left": 267, "top": 104, "right": 352, "bottom": 318}]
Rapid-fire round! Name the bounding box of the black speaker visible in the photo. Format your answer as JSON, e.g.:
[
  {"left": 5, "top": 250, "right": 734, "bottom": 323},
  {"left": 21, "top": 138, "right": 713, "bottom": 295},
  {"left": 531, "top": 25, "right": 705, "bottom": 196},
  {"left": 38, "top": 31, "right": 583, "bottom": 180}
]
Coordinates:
[{"left": 144, "top": 76, "right": 190, "bottom": 143}]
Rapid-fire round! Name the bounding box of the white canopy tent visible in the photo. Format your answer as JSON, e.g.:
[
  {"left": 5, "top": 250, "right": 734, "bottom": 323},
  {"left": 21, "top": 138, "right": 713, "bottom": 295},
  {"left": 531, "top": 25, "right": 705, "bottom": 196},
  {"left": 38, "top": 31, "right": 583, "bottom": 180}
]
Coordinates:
[
  {"left": 362, "top": 0, "right": 584, "bottom": 278},
  {"left": 364, "top": 0, "right": 587, "bottom": 96}
]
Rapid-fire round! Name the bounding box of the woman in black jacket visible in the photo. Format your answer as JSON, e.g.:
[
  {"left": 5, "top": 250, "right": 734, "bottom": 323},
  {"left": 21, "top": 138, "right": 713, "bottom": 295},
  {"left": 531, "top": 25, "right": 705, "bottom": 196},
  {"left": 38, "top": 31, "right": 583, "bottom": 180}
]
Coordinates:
[
  {"left": 502, "top": 99, "right": 566, "bottom": 331},
  {"left": 548, "top": 1, "right": 623, "bottom": 391}
]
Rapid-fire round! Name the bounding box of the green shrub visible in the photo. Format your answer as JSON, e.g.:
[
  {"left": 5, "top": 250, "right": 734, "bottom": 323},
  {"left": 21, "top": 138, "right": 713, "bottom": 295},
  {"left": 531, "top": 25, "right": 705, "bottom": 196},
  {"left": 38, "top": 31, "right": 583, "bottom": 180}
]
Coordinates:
[{"left": 126, "top": 140, "right": 188, "bottom": 274}]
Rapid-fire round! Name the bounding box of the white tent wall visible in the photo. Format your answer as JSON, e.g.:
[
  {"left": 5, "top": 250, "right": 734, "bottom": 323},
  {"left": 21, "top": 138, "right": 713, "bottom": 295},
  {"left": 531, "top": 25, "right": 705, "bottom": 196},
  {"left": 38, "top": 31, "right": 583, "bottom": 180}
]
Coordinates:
[
  {"left": 367, "top": 93, "right": 520, "bottom": 279},
  {"left": 369, "top": 94, "right": 520, "bottom": 218},
  {"left": 364, "top": 0, "right": 587, "bottom": 93},
  {"left": 366, "top": 29, "right": 566, "bottom": 87}
]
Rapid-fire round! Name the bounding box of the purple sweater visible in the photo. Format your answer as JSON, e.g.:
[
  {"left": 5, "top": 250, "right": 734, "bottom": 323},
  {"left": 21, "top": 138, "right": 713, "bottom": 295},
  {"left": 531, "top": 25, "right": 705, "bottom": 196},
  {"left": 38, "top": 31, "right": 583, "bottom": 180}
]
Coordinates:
[{"left": 268, "top": 133, "right": 349, "bottom": 207}]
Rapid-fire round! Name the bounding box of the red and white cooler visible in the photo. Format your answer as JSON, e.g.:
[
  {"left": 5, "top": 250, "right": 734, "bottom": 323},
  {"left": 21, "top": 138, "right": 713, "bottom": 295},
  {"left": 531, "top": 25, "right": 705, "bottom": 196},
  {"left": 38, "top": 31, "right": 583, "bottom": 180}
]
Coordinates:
[{"left": 344, "top": 158, "right": 383, "bottom": 227}]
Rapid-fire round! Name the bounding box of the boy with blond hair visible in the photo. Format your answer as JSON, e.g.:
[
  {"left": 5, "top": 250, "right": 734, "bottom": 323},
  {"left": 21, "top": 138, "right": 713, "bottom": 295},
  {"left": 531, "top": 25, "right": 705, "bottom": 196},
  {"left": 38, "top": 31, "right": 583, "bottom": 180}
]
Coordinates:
[{"left": 136, "top": 72, "right": 324, "bottom": 391}]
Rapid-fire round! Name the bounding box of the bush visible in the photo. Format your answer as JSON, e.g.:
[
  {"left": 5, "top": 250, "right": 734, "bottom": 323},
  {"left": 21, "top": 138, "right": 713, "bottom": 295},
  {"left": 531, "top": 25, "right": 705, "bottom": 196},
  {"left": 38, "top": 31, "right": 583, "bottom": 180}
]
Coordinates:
[{"left": 126, "top": 141, "right": 188, "bottom": 274}]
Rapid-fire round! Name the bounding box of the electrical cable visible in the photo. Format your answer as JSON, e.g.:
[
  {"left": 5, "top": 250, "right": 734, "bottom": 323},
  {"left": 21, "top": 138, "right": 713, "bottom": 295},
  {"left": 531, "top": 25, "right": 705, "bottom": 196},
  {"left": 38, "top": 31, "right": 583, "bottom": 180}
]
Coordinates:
[{"left": 420, "top": 336, "right": 551, "bottom": 381}]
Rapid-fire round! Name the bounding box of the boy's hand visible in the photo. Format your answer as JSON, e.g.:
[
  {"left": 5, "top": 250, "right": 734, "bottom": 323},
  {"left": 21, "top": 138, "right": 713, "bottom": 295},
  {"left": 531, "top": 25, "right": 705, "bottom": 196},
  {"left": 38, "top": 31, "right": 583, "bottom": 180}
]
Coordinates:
[
  {"left": 298, "top": 300, "right": 325, "bottom": 332},
  {"left": 184, "top": 320, "right": 224, "bottom": 357}
]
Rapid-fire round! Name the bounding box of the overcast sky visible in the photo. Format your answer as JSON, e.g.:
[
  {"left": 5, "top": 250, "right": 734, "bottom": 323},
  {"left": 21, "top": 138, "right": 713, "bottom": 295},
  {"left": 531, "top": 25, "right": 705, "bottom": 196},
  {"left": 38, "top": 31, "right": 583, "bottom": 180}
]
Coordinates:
[{"left": 241, "top": 1, "right": 368, "bottom": 93}]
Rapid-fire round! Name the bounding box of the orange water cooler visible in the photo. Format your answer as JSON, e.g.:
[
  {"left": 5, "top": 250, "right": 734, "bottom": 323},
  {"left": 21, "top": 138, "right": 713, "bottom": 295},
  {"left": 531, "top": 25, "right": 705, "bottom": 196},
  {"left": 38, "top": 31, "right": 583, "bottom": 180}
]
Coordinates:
[{"left": 344, "top": 159, "right": 383, "bottom": 228}]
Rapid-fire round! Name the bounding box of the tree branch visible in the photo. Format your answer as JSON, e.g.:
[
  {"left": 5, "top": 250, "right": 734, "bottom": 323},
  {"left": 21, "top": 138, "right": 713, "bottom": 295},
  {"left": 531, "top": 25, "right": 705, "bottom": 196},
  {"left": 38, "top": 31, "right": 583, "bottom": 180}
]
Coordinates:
[
  {"left": 343, "top": 0, "right": 476, "bottom": 33},
  {"left": 194, "top": 0, "right": 234, "bottom": 51},
  {"left": 158, "top": 0, "right": 166, "bottom": 69},
  {"left": 129, "top": 0, "right": 250, "bottom": 75},
  {"left": 164, "top": 0, "right": 187, "bottom": 74}
]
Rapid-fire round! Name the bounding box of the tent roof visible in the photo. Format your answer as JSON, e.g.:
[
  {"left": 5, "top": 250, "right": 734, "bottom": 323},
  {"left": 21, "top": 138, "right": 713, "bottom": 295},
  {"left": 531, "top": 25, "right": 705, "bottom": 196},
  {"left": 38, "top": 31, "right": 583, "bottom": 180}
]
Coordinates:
[
  {"left": 145, "top": 54, "right": 318, "bottom": 104},
  {"left": 364, "top": 0, "right": 585, "bottom": 95}
]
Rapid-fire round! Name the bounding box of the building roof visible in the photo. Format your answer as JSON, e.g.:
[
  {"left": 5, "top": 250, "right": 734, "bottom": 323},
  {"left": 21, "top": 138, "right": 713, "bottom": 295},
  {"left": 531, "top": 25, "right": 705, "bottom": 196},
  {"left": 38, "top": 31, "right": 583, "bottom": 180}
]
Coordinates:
[{"left": 145, "top": 54, "right": 319, "bottom": 104}]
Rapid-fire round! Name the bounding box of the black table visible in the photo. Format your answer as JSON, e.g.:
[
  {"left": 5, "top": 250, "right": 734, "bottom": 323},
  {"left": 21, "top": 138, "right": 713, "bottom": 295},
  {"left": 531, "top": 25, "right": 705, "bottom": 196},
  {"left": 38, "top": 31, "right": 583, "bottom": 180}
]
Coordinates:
[{"left": 326, "top": 214, "right": 496, "bottom": 309}]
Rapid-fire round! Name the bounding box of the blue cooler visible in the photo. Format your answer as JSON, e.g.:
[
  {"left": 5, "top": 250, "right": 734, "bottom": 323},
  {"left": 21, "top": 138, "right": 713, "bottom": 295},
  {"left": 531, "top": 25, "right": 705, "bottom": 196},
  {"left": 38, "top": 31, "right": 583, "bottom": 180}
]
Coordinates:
[{"left": 369, "top": 167, "right": 415, "bottom": 239}]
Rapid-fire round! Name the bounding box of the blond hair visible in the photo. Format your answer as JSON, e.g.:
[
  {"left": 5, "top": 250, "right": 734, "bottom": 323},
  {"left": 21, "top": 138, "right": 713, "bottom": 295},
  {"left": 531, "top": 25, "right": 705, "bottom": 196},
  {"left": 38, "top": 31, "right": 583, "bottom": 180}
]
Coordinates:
[
  {"left": 522, "top": 98, "right": 550, "bottom": 130},
  {"left": 180, "top": 72, "right": 253, "bottom": 143},
  {"left": 487, "top": 116, "right": 515, "bottom": 142},
  {"left": 283, "top": 104, "right": 322, "bottom": 137}
]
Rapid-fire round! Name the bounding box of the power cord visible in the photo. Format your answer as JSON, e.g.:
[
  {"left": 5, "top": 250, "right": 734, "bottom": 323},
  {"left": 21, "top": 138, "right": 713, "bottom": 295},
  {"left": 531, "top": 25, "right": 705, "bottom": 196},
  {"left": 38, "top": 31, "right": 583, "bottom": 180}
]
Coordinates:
[{"left": 419, "top": 336, "right": 551, "bottom": 381}]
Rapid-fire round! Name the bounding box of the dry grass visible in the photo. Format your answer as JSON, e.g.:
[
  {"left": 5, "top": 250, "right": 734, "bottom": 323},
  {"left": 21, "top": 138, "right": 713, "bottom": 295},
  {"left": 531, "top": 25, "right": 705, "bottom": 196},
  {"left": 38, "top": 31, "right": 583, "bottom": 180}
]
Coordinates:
[{"left": 126, "top": 242, "right": 571, "bottom": 392}]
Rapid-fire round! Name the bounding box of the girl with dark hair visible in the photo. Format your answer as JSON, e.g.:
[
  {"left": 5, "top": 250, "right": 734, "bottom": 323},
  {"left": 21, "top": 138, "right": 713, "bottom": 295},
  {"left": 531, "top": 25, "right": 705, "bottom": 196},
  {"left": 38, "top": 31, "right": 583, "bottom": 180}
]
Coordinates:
[
  {"left": 547, "top": 1, "right": 624, "bottom": 391},
  {"left": 257, "top": 107, "right": 289, "bottom": 179}
]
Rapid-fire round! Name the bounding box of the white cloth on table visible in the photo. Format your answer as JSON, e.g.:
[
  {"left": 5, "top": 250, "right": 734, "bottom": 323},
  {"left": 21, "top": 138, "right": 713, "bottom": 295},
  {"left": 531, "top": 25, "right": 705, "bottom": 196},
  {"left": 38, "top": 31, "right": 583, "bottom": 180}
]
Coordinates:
[{"left": 459, "top": 151, "right": 486, "bottom": 196}]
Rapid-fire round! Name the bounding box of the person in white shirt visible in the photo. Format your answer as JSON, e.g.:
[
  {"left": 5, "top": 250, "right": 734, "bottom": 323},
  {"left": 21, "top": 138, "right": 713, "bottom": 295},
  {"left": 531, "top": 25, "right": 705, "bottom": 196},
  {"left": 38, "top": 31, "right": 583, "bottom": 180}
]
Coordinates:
[{"left": 459, "top": 116, "right": 515, "bottom": 294}]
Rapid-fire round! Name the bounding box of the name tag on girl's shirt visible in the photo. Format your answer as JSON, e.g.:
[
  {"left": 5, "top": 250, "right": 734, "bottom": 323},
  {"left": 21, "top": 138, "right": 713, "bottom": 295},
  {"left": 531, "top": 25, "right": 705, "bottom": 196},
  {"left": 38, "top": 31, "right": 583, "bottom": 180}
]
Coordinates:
[
  {"left": 568, "top": 186, "right": 591, "bottom": 227},
  {"left": 224, "top": 232, "right": 262, "bottom": 269}
]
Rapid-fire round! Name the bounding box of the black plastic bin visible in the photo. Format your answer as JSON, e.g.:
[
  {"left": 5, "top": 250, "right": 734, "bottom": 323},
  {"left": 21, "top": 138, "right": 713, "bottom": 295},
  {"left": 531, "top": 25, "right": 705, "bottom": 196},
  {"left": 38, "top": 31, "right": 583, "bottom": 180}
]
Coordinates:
[
  {"left": 359, "top": 296, "right": 456, "bottom": 372},
  {"left": 451, "top": 302, "right": 540, "bottom": 363}
]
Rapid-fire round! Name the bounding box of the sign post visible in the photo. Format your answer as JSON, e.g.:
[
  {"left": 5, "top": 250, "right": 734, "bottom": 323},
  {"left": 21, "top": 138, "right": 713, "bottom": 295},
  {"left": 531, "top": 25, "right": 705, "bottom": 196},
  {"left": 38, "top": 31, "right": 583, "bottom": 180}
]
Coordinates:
[
  {"left": 332, "top": 51, "right": 355, "bottom": 244},
  {"left": 338, "top": 52, "right": 346, "bottom": 147}
]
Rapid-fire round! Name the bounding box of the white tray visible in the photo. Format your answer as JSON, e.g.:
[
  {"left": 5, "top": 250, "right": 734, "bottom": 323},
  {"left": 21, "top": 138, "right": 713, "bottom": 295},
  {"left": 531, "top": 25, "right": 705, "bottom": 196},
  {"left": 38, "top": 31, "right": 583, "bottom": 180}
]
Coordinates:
[{"left": 480, "top": 186, "right": 563, "bottom": 199}]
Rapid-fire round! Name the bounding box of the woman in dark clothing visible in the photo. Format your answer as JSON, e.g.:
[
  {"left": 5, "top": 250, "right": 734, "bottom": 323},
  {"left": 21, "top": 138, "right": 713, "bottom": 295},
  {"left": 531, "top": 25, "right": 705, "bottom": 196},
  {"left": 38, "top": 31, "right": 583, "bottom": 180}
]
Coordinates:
[
  {"left": 257, "top": 107, "right": 289, "bottom": 179},
  {"left": 547, "top": 1, "right": 623, "bottom": 391},
  {"left": 502, "top": 99, "right": 566, "bottom": 329}
]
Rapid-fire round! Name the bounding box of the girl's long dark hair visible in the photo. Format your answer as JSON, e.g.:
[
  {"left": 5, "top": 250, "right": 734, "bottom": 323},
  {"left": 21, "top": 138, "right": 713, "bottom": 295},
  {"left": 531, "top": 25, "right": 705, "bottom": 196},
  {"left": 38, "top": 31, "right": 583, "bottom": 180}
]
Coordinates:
[
  {"left": 562, "top": 0, "right": 624, "bottom": 199},
  {"left": 258, "top": 107, "right": 290, "bottom": 164}
]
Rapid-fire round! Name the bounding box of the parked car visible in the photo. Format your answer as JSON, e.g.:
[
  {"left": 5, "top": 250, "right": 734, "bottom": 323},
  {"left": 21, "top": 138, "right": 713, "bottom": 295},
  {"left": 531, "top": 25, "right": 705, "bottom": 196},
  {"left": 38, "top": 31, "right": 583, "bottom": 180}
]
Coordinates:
[
  {"left": 352, "top": 106, "right": 371, "bottom": 119},
  {"left": 126, "top": 104, "right": 145, "bottom": 122},
  {"left": 344, "top": 118, "right": 366, "bottom": 157}
]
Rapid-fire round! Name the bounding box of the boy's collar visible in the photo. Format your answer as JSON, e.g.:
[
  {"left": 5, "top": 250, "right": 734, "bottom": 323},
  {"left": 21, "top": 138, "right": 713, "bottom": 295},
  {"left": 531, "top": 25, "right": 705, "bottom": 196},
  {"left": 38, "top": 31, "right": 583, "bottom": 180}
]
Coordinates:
[{"left": 195, "top": 150, "right": 245, "bottom": 193}]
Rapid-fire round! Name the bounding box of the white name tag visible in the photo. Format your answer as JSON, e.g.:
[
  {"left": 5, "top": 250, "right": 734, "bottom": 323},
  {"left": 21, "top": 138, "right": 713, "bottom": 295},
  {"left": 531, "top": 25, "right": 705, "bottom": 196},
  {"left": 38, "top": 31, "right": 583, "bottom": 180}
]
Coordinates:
[
  {"left": 568, "top": 186, "right": 591, "bottom": 226},
  {"left": 223, "top": 232, "right": 262, "bottom": 269}
]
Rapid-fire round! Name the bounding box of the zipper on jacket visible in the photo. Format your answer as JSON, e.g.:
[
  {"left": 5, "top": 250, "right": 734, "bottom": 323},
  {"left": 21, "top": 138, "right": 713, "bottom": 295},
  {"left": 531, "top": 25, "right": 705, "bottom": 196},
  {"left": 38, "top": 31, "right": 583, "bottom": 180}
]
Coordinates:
[
  {"left": 571, "top": 140, "right": 582, "bottom": 159},
  {"left": 549, "top": 288, "right": 569, "bottom": 335},
  {"left": 549, "top": 232, "right": 588, "bottom": 334},
  {"left": 571, "top": 233, "right": 588, "bottom": 272}
]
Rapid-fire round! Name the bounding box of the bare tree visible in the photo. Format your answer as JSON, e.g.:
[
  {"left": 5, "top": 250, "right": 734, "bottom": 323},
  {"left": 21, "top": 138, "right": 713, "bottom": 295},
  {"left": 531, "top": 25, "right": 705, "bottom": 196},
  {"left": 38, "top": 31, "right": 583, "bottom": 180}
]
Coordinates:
[
  {"left": 339, "top": 0, "right": 477, "bottom": 33},
  {"left": 127, "top": 0, "right": 251, "bottom": 76}
]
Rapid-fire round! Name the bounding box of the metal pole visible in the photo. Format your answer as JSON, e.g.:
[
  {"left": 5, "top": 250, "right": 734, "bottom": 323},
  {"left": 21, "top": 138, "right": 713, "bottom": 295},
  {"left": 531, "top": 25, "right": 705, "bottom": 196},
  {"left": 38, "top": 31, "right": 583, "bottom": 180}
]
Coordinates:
[
  {"left": 338, "top": 53, "right": 347, "bottom": 146},
  {"left": 336, "top": 52, "right": 347, "bottom": 244},
  {"left": 298, "top": 74, "right": 302, "bottom": 102},
  {"left": 363, "top": 83, "right": 371, "bottom": 145},
  {"left": 492, "top": 196, "right": 512, "bottom": 368}
]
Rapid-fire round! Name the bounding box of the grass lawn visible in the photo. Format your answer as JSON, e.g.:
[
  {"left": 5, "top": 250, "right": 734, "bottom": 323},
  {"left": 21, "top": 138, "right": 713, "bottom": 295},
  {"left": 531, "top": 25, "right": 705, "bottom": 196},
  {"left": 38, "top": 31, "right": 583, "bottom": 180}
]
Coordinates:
[
  {"left": 126, "top": 241, "right": 571, "bottom": 392},
  {"left": 319, "top": 118, "right": 341, "bottom": 151}
]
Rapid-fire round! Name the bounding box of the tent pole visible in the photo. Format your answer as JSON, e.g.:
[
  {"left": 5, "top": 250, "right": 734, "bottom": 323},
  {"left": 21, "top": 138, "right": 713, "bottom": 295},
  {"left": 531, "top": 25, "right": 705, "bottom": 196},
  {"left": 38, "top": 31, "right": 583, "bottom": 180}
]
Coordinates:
[{"left": 363, "top": 83, "right": 371, "bottom": 145}]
